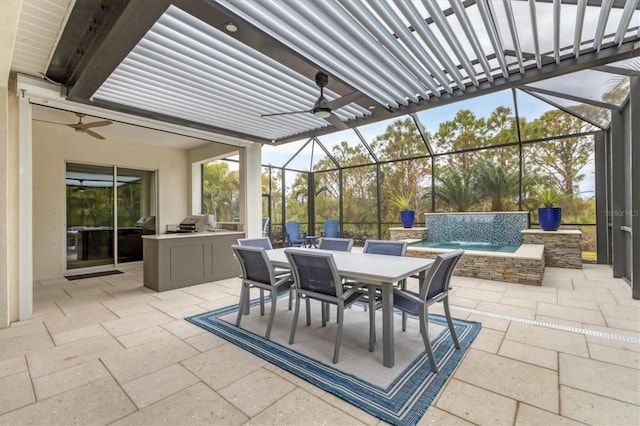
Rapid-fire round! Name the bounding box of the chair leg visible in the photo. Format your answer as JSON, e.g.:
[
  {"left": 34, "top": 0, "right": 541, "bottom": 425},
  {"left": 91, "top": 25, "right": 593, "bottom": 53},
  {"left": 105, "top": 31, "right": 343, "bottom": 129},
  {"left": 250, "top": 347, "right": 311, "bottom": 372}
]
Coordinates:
[
  {"left": 305, "top": 298, "right": 311, "bottom": 325},
  {"left": 235, "top": 284, "right": 248, "bottom": 326},
  {"left": 259, "top": 289, "right": 265, "bottom": 316},
  {"left": 321, "top": 301, "right": 327, "bottom": 327},
  {"left": 419, "top": 308, "right": 438, "bottom": 373},
  {"left": 400, "top": 279, "right": 407, "bottom": 332},
  {"left": 288, "top": 288, "right": 294, "bottom": 310},
  {"left": 289, "top": 293, "right": 301, "bottom": 344},
  {"left": 443, "top": 297, "right": 460, "bottom": 349},
  {"left": 333, "top": 305, "right": 344, "bottom": 363},
  {"left": 265, "top": 290, "right": 277, "bottom": 340}
]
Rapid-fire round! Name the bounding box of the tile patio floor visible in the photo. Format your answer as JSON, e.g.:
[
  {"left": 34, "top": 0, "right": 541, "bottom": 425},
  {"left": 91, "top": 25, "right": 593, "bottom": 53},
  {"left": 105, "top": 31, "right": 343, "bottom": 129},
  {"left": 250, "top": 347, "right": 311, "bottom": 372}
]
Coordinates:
[{"left": 1, "top": 262, "right": 639, "bottom": 425}]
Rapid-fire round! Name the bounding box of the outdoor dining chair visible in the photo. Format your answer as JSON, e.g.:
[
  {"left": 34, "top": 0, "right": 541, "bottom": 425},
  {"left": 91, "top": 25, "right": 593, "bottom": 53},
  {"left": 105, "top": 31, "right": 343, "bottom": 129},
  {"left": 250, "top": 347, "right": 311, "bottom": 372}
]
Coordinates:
[
  {"left": 322, "top": 219, "right": 339, "bottom": 238},
  {"left": 231, "top": 245, "right": 294, "bottom": 340},
  {"left": 391, "top": 249, "right": 464, "bottom": 373},
  {"left": 361, "top": 240, "right": 409, "bottom": 325},
  {"left": 285, "top": 221, "right": 306, "bottom": 247},
  {"left": 285, "top": 249, "right": 373, "bottom": 364},
  {"left": 237, "top": 237, "right": 292, "bottom": 309},
  {"left": 261, "top": 217, "right": 270, "bottom": 237},
  {"left": 318, "top": 237, "right": 354, "bottom": 252}
]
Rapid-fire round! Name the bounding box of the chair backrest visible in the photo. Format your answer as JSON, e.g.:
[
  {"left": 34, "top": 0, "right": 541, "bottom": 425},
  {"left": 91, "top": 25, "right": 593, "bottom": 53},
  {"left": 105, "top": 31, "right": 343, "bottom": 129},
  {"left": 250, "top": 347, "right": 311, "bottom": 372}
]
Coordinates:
[
  {"left": 285, "top": 221, "right": 301, "bottom": 238},
  {"left": 237, "top": 237, "right": 273, "bottom": 250},
  {"left": 421, "top": 249, "right": 464, "bottom": 301},
  {"left": 231, "top": 245, "right": 275, "bottom": 285},
  {"left": 363, "top": 240, "right": 407, "bottom": 256},
  {"left": 285, "top": 249, "right": 342, "bottom": 297},
  {"left": 318, "top": 237, "right": 353, "bottom": 252},
  {"left": 232, "top": 217, "right": 240, "bottom": 223},
  {"left": 323, "top": 219, "right": 339, "bottom": 238}
]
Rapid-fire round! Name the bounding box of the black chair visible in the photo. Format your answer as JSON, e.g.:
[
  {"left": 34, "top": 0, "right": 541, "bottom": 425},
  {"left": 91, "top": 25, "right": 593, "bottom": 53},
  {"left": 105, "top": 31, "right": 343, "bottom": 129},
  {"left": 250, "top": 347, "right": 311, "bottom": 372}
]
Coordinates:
[
  {"left": 285, "top": 249, "right": 372, "bottom": 364},
  {"left": 318, "top": 237, "right": 354, "bottom": 252},
  {"left": 231, "top": 245, "right": 294, "bottom": 340},
  {"left": 392, "top": 249, "right": 464, "bottom": 373}
]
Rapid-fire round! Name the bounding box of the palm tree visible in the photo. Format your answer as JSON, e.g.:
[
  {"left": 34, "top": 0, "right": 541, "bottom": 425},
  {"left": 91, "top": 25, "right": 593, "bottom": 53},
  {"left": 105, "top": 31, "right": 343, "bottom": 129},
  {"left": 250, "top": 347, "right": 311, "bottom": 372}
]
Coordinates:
[
  {"left": 436, "top": 170, "right": 479, "bottom": 212},
  {"left": 476, "top": 161, "right": 519, "bottom": 211}
]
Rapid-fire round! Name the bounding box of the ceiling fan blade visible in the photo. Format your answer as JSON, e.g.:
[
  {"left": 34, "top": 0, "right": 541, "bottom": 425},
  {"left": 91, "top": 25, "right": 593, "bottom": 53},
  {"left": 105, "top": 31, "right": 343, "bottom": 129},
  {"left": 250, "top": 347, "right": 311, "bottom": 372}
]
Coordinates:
[
  {"left": 327, "top": 91, "right": 363, "bottom": 111},
  {"left": 85, "top": 129, "right": 105, "bottom": 140},
  {"left": 82, "top": 120, "right": 112, "bottom": 128},
  {"left": 324, "top": 113, "right": 348, "bottom": 131},
  {"left": 67, "top": 123, "right": 83, "bottom": 130},
  {"left": 260, "top": 110, "right": 310, "bottom": 117}
]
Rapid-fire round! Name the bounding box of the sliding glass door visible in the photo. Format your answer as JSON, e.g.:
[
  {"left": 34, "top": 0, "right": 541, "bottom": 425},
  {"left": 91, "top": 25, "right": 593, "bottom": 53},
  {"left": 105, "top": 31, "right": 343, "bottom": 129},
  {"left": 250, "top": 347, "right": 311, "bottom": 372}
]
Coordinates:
[{"left": 66, "top": 163, "right": 156, "bottom": 271}]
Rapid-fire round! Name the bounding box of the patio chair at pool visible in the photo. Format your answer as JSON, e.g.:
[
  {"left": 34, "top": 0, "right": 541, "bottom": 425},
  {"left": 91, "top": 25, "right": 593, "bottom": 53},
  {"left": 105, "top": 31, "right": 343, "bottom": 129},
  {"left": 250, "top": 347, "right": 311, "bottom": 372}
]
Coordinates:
[
  {"left": 232, "top": 244, "right": 294, "bottom": 340},
  {"left": 285, "top": 249, "right": 373, "bottom": 364},
  {"left": 318, "top": 237, "right": 354, "bottom": 252},
  {"left": 322, "top": 219, "right": 340, "bottom": 238},
  {"left": 285, "top": 221, "right": 306, "bottom": 247},
  {"left": 391, "top": 249, "right": 464, "bottom": 373}
]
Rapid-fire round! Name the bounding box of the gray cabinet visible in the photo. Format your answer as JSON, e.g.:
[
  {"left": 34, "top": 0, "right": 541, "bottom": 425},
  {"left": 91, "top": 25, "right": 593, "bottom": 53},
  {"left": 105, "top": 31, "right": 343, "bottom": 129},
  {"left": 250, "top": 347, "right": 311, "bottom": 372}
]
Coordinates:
[{"left": 142, "top": 232, "right": 243, "bottom": 291}]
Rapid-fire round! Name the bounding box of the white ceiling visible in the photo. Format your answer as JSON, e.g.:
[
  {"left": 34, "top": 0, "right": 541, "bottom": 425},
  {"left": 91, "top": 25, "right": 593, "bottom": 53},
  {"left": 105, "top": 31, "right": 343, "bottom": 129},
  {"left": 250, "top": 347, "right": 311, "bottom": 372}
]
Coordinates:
[{"left": 31, "top": 105, "right": 212, "bottom": 149}]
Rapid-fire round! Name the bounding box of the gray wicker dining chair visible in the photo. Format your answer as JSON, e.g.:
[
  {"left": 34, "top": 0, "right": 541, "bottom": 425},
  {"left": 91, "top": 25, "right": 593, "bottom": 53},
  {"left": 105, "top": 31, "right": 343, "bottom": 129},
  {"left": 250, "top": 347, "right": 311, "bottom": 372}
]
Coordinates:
[
  {"left": 231, "top": 244, "right": 294, "bottom": 340},
  {"left": 392, "top": 249, "right": 464, "bottom": 373},
  {"left": 285, "top": 248, "right": 372, "bottom": 364}
]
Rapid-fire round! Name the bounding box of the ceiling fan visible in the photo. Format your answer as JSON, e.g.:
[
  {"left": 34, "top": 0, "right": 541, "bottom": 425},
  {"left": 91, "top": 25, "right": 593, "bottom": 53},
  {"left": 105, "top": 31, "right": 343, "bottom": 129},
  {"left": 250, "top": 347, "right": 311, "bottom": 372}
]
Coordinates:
[
  {"left": 34, "top": 112, "right": 113, "bottom": 140},
  {"left": 65, "top": 113, "right": 112, "bottom": 139},
  {"left": 260, "top": 72, "right": 361, "bottom": 130}
]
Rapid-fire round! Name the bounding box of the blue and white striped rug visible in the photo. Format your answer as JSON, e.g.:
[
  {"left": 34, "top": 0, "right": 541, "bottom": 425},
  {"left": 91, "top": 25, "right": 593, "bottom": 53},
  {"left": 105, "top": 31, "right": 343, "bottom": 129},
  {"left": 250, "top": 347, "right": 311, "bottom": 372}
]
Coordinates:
[{"left": 186, "top": 298, "right": 480, "bottom": 426}]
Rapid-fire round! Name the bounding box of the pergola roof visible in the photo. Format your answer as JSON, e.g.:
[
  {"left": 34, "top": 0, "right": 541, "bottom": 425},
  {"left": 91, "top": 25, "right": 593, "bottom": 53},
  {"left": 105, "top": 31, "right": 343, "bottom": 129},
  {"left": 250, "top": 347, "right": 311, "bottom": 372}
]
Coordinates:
[{"left": 15, "top": 0, "right": 640, "bottom": 145}]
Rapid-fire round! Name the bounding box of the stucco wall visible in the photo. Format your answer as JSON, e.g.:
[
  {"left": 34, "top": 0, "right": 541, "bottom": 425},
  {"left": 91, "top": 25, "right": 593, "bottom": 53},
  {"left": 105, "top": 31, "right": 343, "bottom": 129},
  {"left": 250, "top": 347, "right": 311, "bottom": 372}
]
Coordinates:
[{"left": 32, "top": 122, "right": 190, "bottom": 280}]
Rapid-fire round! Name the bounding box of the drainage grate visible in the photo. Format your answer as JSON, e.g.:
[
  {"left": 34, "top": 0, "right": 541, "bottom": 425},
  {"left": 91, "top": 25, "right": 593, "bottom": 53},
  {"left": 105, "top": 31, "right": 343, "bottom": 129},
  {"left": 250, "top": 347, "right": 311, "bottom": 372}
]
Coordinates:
[{"left": 451, "top": 305, "right": 640, "bottom": 344}]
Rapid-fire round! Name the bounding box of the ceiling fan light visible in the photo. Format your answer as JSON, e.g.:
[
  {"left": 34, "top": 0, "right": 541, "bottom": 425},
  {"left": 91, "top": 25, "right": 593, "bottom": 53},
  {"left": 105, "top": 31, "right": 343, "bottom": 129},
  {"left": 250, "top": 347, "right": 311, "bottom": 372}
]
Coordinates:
[{"left": 313, "top": 107, "right": 332, "bottom": 119}]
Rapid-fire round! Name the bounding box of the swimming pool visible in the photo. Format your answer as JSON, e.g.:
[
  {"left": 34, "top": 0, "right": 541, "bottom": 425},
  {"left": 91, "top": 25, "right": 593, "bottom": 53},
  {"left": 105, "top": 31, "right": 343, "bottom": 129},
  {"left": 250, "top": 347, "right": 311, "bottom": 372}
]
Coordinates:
[{"left": 409, "top": 240, "right": 520, "bottom": 253}]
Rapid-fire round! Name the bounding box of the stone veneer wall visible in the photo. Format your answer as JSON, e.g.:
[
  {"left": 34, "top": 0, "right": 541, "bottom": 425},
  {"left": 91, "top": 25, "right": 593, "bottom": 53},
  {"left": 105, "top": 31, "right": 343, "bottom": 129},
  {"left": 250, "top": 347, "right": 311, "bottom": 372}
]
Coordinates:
[
  {"left": 389, "top": 227, "right": 427, "bottom": 241},
  {"left": 407, "top": 246, "right": 545, "bottom": 286},
  {"left": 521, "top": 229, "right": 582, "bottom": 269}
]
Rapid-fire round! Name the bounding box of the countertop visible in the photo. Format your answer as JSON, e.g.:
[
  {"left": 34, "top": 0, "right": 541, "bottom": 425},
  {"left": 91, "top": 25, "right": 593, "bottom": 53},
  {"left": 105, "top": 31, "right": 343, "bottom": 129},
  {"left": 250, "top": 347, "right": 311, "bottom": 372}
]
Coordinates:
[{"left": 142, "top": 231, "right": 244, "bottom": 240}]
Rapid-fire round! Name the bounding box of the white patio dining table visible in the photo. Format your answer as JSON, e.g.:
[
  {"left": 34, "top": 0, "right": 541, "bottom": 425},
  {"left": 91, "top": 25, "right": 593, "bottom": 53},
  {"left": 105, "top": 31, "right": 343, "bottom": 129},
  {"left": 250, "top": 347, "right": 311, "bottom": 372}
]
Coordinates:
[{"left": 266, "top": 247, "right": 434, "bottom": 368}]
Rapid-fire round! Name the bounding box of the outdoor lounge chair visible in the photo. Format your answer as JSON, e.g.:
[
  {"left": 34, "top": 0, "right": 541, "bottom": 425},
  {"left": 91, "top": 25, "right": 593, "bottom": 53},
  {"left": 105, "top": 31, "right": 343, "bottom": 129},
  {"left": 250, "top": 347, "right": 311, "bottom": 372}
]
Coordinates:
[
  {"left": 285, "top": 221, "right": 306, "bottom": 247},
  {"left": 322, "top": 219, "right": 339, "bottom": 238},
  {"left": 391, "top": 249, "right": 463, "bottom": 373},
  {"left": 285, "top": 249, "right": 372, "bottom": 364},
  {"left": 232, "top": 244, "right": 294, "bottom": 340}
]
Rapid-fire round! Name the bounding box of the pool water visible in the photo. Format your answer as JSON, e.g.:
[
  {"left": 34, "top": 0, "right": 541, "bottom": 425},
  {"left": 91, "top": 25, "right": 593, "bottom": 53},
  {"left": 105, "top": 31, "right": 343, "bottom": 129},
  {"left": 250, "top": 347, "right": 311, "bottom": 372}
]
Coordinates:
[{"left": 409, "top": 241, "right": 520, "bottom": 253}]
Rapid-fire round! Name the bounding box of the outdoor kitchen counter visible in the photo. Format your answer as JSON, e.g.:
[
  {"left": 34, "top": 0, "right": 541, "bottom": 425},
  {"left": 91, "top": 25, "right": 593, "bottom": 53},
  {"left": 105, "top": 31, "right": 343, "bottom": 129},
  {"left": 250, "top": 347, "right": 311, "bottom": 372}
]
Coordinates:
[{"left": 142, "top": 231, "right": 244, "bottom": 291}]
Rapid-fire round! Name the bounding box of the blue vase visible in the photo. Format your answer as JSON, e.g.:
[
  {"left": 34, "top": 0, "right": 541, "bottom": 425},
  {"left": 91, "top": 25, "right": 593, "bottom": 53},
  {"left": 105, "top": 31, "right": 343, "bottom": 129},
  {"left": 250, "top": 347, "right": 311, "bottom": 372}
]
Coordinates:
[
  {"left": 538, "top": 207, "right": 562, "bottom": 231},
  {"left": 400, "top": 210, "right": 415, "bottom": 228}
]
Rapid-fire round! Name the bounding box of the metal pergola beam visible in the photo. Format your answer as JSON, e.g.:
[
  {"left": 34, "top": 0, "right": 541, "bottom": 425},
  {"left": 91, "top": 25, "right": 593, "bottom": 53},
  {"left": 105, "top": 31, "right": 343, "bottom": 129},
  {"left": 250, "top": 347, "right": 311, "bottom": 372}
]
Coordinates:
[{"left": 521, "top": 85, "right": 622, "bottom": 111}]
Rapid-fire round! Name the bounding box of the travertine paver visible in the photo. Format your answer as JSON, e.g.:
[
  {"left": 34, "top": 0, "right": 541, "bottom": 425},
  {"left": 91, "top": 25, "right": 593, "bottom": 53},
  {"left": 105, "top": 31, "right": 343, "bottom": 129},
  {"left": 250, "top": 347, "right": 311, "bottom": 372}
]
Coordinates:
[
  {"left": 111, "top": 382, "right": 249, "bottom": 425},
  {"left": 247, "top": 388, "right": 365, "bottom": 425},
  {"left": 436, "top": 379, "right": 517, "bottom": 425},
  {"left": 0, "top": 377, "right": 136, "bottom": 424},
  {"left": 560, "top": 386, "right": 640, "bottom": 425},
  {"left": 452, "top": 349, "right": 560, "bottom": 412},
  {"left": 122, "top": 364, "right": 200, "bottom": 408},
  {"left": 559, "top": 353, "right": 640, "bottom": 405},
  {"left": 0, "top": 264, "right": 638, "bottom": 426},
  {"left": 218, "top": 368, "right": 296, "bottom": 417}
]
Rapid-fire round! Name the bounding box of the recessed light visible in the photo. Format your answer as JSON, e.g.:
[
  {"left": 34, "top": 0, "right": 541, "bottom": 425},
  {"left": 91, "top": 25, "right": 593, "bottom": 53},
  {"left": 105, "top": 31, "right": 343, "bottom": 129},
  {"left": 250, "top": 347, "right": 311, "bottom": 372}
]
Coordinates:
[
  {"left": 368, "top": 105, "right": 376, "bottom": 110},
  {"left": 224, "top": 22, "right": 238, "bottom": 33}
]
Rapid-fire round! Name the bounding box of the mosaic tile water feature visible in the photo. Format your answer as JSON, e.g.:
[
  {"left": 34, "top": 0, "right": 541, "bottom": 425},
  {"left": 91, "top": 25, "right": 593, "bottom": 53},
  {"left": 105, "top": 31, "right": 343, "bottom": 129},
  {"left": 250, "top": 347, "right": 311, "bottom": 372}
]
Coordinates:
[{"left": 424, "top": 212, "right": 530, "bottom": 246}]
